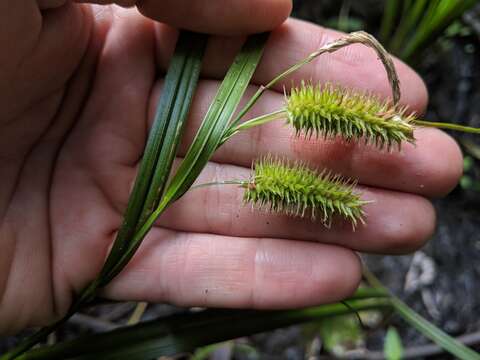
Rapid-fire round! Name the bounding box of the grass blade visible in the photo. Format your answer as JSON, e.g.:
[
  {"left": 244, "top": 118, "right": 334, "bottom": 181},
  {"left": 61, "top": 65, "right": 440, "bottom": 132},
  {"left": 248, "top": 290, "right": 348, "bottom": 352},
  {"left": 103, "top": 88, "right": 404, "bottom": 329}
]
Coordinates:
[
  {"left": 162, "top": 33, "right": 269, "bottom": 205},
  {"left": 0, "top": 31, "right": 207, "bottom": 360},
  {"left": 18, "top": 296, "right": 390, "bottom": 360},
  {"left": 101, "top": 33, "right": 270, "bottom": 283},
  {"left": 391, "top": 297, "right": 480, "bottom": 360},
  {"left": 5, "top": 31, "right": 268, "bottom": 360},
  {"left": 99, "top": 31, "right": 207, "bottom": 284},
  {"left": 402, "top": 0, "right": 478, "bottom": 60},
  {"left": 388, "top": 0, "right": 428, "bottom": 55},
  {"left": 364, "top": 267, "right": 480, "bottom": 360},
  {"left": 384, "top": 326, "right": 404, "bottom": 360},
  {"left": 379, "top": 0, "right": 400, "bottom": 43},
  {"left": 136, "top": 36, "right": 207, "bottom": 226}
]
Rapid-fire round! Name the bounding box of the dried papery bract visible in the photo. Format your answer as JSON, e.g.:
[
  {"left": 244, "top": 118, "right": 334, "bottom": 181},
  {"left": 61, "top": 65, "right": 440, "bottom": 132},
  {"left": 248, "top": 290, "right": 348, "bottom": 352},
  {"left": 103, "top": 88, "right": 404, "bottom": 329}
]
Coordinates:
[
  {"left": 311, "top": 31, "right": 401, "bottom": 106},
  {"left": 286, "top": 82, "right": 416, "bottom": 150},
  {"left": 243, "top": 156, "right": 368, "bottom": 228}
]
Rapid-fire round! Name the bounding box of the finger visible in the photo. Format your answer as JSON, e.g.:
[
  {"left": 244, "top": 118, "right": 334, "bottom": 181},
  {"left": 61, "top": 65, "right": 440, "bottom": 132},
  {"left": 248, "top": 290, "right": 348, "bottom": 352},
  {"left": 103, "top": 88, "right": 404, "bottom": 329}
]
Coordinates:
[
  {"left": 156, "top": 161, "right": 435, "bottom": 255},
  {"left": 77, "top": 0, "right": 292, "bottom": 34},
  {"left": 148, "top": 80, "right": 463, "bottom": 197},
  {"left": 38, "top": 0, "right": 67, "bottom": 9},
  {"left": 212, "top": 18, "right": 427, "bottom": 113},
  {"left": 103, "top": 229, "right": 361, "bottom": 308}
]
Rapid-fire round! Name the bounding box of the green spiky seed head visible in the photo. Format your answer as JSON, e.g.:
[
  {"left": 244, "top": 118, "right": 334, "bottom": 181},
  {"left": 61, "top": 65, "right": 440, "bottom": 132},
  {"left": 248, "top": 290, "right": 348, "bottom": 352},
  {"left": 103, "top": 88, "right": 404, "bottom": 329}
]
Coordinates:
[
  {"left": 286, "top": 82, "right": 416, "bottom": 149},
  {"left": 243, "top": 156, "right": 367, "bottom": 228}
]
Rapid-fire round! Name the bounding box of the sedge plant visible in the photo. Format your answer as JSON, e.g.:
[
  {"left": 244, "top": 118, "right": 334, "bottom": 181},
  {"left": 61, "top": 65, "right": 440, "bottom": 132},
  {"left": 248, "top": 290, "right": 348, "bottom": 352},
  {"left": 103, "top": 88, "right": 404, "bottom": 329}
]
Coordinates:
[
  {"left": 379, "top": 0, "right": 479, "bottom": 61},
  {"left": 3, "top": 28, "right": 480, "bottom": 360}
]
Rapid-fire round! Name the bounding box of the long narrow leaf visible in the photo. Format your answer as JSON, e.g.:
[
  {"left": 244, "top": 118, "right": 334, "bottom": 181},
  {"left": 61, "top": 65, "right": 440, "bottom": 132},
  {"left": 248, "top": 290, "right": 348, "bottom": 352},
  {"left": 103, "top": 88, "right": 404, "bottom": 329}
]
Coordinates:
[
  {"left": 163, "top": 32, "right": 269, "bottom": 205},
  {"left": 388, "top": 0, "right": 428, "bottom": 54},
  {"left": 363, "top": 268, "right": 480, "bottom": 360},
  {"left": 9, "top": 32, "right": 267, "bottom": 359},
  {"left": 0, "top": 31, "right": 207, "bottom": 360},
  {"left": 99, "top": 32, "right": 208, "bottom": 285},
  {"left": 392, "top": 297, "right": 480, "bottom": 360},
  {"left": 18, "top": 297, "right": 390, "bottom": 360},
  {"left": 402, "top": 0, "right": 478, "bottom": 60},
  {"left": 379, "top": 0, "right": 400, "bottom": 43},
  {"left": 102, "top": 33, "right": 270, "bottom": 282},
  {"left": 136, "top": 37, "right": 207, "bottom": 226},
  {"left": 100, "top": 31, "right": 207, "bottom": 284}
]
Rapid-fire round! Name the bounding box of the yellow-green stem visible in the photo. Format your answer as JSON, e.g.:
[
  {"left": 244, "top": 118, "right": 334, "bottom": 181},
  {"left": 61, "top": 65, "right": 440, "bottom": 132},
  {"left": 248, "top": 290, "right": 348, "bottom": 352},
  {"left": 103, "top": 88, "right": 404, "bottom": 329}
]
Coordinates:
[
  {"left": 413, "top": 119, "right": 480, "bottom": 134},
  {"left": 222, "top": 109, "right": 286, "bottom": 142},
  {"left": 229, "top": 31, "right": 400, "bottom": 130}
]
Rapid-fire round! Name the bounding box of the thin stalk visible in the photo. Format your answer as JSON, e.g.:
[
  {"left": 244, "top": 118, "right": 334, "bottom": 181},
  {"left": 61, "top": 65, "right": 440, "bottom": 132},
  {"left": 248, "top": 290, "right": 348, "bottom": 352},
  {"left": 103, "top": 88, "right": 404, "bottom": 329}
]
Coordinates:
[
  {"left": 413, "top": 119, "right": 480, "bottom": 134},
  {"left": 229, "top": 30, "right": 401, "bottom": 133},
  {"left": 190, "top": 180, "right": 247, "bottom": 191},
  {"left": 349, "top": 286, "right": 389, "bottom": 299},
  {"left": 222, "top": 109, "right": 286, "bottom": 142}
]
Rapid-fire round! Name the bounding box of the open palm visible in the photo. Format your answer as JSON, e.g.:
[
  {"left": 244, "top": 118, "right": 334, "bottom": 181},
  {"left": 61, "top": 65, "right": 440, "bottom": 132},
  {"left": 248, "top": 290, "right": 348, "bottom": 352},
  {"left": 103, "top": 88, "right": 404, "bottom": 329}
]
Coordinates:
[{"left": 0, "top": 1, "right": 462, "bottom": 334}]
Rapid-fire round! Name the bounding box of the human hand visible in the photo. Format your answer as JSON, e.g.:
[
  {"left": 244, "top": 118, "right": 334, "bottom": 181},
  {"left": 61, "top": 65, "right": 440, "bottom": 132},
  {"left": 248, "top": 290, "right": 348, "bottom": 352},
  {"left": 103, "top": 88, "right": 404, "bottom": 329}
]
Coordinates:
[{"left": 0, "top": 0, "right": 462, "bottom": 334}]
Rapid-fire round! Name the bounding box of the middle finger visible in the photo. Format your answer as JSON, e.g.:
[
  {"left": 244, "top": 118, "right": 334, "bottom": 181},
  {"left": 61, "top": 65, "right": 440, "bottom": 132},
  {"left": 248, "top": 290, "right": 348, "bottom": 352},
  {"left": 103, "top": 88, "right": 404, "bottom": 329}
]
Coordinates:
[{"left": 149, "top": 80, "right": 462, "bottom": 197}]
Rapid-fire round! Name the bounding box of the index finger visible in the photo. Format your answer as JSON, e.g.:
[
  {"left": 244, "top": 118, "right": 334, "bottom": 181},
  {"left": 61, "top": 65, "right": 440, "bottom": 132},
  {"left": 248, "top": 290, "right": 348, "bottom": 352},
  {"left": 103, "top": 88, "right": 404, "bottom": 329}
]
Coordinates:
[{"left": 77, "top": 0, "right": 292, "bottom": 34}]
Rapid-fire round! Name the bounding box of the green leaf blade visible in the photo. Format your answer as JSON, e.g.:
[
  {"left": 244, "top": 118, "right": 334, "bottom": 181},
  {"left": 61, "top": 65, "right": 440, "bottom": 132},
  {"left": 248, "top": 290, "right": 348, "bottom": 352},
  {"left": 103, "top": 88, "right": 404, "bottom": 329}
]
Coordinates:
[
  {"left": 103, "top": 33, "right": 271, "bottom": 281},
  {"left": 100, "top": 31, "right": 208, "bottom": 285},
  {"left": 20, "top": 297, "right": 391, "bottom": 360},
  {"left": 163, "top": 33, "right": 270, "bottom": 205},
  {"left": 100, "top": 33, "right": 193, "bottom": 277},
  {"left": 392, "top": 297, "right": 480, "bottom": 360},
  {"left": 0, "top": 31, "right": 207, "bottom": 360},
  {"left": 384, "top": 326, "right": 404, "bottom": 360}
]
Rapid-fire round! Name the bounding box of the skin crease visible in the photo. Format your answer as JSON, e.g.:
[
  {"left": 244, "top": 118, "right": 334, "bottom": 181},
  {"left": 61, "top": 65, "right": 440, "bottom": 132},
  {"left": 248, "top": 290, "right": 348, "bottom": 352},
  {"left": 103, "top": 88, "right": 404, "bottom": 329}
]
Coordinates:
[{"left": 0, "top": 0, "right": 463, "bottom": 335}]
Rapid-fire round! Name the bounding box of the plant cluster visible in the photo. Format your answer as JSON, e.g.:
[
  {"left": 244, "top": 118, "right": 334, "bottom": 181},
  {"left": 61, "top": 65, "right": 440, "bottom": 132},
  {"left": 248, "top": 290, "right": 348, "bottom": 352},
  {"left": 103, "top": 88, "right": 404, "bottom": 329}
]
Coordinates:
[
  {"left": 3, "top": 27, "right": 480, "bottom": 360},
  {"left": 380, "top": 0, "right": 478, "bottom": 61}
]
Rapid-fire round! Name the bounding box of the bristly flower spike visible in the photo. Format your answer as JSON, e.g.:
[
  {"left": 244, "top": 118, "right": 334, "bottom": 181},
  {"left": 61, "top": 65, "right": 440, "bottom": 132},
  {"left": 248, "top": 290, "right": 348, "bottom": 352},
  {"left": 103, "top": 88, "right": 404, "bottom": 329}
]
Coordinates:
[
  {"left": 285, "top": 82, "right": 416, "bottom": 150},
  {"left": 243, "top": 156, "right": 368, "bottom": 229}
]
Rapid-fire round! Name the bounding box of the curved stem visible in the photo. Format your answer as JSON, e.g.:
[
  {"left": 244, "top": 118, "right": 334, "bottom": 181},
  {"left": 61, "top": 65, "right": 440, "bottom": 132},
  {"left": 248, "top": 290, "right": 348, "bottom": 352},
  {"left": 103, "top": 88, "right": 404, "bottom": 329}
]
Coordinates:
[
  {"left": 413, "top": 119, "right": 480, "bottom": 134},
  {"left": 229, "top": 31, "right": 400, "bottom": 130}
]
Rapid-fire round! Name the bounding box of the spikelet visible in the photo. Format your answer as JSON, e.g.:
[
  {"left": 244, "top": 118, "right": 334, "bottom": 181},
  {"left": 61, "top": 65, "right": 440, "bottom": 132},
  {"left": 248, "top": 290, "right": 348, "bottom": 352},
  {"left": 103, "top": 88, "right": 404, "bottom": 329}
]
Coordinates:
[
  {"left": 243, "top": 156, "right": 367, "bottom": 228},
  {"left": 285, "top": 82, "right": 416, "bottom": 150}
]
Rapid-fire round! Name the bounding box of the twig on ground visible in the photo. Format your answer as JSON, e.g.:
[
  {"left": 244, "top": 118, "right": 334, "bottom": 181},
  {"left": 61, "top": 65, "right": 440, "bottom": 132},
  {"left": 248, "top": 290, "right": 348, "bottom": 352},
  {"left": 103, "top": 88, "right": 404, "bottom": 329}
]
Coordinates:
[{"left": 69, "top": 313, "right": 119, "bottom": 332}]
